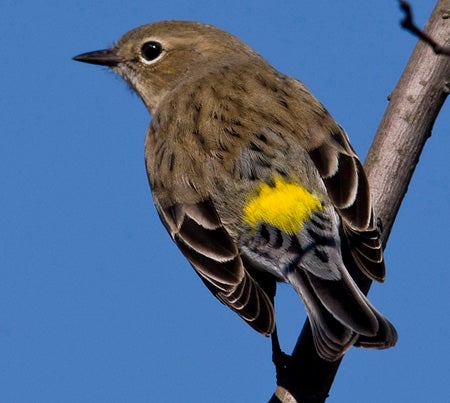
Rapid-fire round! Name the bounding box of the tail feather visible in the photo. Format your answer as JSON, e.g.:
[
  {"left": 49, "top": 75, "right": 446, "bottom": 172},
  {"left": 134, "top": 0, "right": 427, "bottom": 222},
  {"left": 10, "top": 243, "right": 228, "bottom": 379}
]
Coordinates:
[
  {"left": 355, "top": 300, "right": 398, "bottom": 349},
  {"left": 288, "top": 270, "right": 357, "bottom": 361},
  {"left": 287, "top": 268, "right": 396, "bottom": 361},
  {"left": 306, "top": 268, "right": 378, "bottom": 336}
]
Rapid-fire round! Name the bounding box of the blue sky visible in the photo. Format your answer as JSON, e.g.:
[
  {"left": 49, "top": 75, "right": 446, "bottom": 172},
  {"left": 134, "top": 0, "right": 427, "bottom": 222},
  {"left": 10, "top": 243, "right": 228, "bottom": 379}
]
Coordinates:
[{"left": 1, "top": 1, "right": 449, "bottom": 402}]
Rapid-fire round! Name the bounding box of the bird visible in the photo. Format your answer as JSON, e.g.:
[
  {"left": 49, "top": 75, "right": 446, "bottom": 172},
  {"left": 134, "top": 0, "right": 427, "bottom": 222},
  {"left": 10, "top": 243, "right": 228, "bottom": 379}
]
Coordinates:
[{"left": 73, "top": 20, "right": 397, "bottom": 362}]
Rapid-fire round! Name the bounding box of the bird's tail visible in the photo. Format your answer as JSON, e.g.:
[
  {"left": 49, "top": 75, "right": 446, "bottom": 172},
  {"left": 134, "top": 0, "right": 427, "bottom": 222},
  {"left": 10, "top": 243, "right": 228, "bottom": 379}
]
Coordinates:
[{"left": 286, "top": 267, "right": 397, "bottom": 361}]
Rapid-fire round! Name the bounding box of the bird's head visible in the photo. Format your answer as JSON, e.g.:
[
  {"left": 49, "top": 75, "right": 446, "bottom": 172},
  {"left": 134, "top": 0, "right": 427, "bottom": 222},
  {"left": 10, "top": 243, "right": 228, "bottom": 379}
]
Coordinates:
[{"left": 74, "top": 20, "right": 260, "bottom": 113}]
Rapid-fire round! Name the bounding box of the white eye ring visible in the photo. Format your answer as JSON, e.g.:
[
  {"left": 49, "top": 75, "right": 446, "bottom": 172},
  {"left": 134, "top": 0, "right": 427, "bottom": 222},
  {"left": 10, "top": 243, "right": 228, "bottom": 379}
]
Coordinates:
[{"left": 140, "top": 41, "right": 164, "bottom": 64}]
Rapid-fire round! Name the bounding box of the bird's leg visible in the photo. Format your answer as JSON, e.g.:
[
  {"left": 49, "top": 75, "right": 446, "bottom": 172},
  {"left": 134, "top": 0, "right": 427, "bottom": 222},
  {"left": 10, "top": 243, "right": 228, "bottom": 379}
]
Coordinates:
[
  {"left": 271, "top": 326, "right": 291, "bottom": 382},
  {"left": 247, "top": 268, "right": 292, "bottom": 380}
]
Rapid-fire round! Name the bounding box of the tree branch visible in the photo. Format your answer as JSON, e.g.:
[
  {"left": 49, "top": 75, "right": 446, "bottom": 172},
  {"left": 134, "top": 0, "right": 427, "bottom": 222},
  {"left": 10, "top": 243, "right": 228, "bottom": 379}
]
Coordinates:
[{"left": 269, "top": 1, "right": 450, "bottom": 401}]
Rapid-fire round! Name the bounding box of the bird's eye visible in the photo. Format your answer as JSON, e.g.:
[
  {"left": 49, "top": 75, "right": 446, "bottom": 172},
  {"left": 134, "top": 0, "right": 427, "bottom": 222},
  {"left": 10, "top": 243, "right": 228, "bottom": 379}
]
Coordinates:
[{"left": 141, "top": 41, "right": 163, "bottom": 62}]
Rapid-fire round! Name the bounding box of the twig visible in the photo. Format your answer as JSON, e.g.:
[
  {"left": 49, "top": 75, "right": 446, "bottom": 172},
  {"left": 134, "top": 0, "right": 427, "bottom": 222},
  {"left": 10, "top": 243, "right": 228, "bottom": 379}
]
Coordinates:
[{"left": 400, "top": 0, "right": 450, "bottom": 56}]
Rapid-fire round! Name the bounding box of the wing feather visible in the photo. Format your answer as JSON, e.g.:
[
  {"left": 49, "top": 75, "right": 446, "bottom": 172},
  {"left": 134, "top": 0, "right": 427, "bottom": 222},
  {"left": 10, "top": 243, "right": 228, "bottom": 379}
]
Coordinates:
[
  {"left": 156, "top": 199, "right": 275, "bottom": 335},
  {"left": 308, "top": 128, "right": 385, "bottom": 281}
]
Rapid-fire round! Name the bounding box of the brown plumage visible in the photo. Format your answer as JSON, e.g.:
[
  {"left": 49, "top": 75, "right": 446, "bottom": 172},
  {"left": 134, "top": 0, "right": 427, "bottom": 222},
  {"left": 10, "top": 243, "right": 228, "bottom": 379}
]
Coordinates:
[{"left": 74, "top": 20, "right": 397, "bottom": 361}]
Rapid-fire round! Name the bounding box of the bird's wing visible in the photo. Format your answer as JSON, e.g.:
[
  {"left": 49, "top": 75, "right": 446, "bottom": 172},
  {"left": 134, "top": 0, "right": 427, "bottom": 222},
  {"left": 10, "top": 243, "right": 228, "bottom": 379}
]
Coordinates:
[
  {"left": 307, "top": 126, "right": 385, "bottom": 282},
  {"left": 155, "top": 198, "right": 275, "bottom": 335}
]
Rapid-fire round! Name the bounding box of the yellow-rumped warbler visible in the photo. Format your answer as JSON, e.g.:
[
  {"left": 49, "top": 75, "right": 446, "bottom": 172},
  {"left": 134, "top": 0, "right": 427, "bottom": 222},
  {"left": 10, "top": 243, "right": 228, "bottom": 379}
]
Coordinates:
[{"left": 74, "top": 20, "right": 397, "bottom": 361}]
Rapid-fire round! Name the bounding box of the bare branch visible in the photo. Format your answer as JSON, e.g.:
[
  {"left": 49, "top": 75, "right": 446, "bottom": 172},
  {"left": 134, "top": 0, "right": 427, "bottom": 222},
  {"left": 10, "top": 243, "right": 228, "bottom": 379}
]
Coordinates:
[
  {"left": 270, "top": 1, "right": 450, "bottom": 401},
  {"left": 400, "top": 0, "right": 450, "bottom": 56}
]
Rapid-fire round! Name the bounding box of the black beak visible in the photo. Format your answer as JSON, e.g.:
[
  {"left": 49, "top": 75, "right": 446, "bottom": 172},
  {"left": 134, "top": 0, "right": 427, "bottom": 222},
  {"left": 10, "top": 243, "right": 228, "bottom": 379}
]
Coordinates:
[{"left": 73, "top": 49, "right": 121, "bottom": 67}]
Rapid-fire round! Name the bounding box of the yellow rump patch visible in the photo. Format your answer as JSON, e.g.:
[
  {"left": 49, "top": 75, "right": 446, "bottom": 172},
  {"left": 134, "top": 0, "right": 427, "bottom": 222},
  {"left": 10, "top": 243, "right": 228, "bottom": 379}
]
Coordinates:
[{"left": 243, "top": 176, "right": 323, "bottom": 235}]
